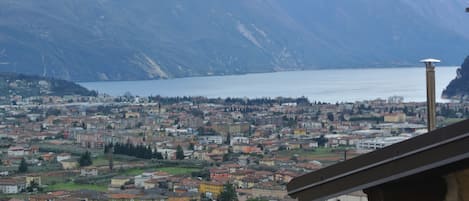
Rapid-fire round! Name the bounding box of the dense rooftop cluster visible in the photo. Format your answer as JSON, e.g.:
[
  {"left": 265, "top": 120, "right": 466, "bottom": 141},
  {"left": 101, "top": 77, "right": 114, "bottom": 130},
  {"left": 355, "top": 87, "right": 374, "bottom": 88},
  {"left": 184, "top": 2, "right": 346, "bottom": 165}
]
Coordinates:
[{"left": 0, "top": 94, "right": 468, "bottom": 200}]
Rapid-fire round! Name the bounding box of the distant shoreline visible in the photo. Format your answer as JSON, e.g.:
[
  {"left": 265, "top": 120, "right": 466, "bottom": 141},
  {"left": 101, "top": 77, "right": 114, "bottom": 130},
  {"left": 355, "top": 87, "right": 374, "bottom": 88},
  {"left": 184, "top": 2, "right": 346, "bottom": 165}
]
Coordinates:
[{"left": 79, "top": 66, "right": 459, "bottom": 84}]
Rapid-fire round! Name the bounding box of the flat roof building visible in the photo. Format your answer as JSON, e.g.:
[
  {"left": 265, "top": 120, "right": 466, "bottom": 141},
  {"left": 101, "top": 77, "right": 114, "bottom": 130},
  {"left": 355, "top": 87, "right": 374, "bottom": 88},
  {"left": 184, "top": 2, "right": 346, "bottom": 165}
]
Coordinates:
[{"left": 356, "top": 136, "right": 410, "bottom": 150}]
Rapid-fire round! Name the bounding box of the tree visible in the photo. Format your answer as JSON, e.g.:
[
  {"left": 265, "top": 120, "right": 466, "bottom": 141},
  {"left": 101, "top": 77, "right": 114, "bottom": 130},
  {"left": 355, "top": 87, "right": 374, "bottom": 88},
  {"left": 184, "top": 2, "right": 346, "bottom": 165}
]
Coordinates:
[
  {"left": 176, "top": 145, "right": 185, "bottom": 160},
  {"left": 107, "top": 144, "right": 114, "bottom": 171},
  {"left": 152, "top": 147, "right": 164, "bottom": 160},
  {"left": 188, "top": 143, "right": 195, "bottom": 151},
  {"left": 256, "top": 143, "right": 264, "bottom": 151},
  {"left": 78, "top": 151, "right": 93, "bottom": 167},
  {"left": 222, "top": 153, "right": 231, "bottom": 162},
  {"left": 219, "top": 183, "right": 238, "bottom": 201},
  {"left": 18, "top": 158, "right": 28, "bottom": 173},
  {"left": 327, "top": 112, "right": 334, "bottom": 121},
  {"left": 200, "top": 192, "right": 212, "bottom": 201},
  {"left": 111, "top": 142, "right": 161, "bottom": 160},
  {"left": 104, "top": 144, "right": 110, "bottom": 153},
  {"left": 278, "top": 145, "right": 287, "bottom": 151},
  {"left": 225, "top": 133, "right": 231, "bottom": 145},
  {"left": 191, "top": 169, "right": 210, "bottom": 180},
  {"left": 26, "top": 180, "right": 42, "bottom": 192},
  {"left": 315, "top": 135, "right": 328, "bottom": 147},
  {"left": 109, "top": 156, "right": 114, "bottom": 171}
]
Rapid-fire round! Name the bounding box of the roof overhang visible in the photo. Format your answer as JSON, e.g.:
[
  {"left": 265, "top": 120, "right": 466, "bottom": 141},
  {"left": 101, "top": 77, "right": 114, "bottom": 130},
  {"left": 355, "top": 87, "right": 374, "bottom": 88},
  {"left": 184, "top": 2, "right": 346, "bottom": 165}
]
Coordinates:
[{"left": 287, "top": 119, "right": 469, "bottom": 201}]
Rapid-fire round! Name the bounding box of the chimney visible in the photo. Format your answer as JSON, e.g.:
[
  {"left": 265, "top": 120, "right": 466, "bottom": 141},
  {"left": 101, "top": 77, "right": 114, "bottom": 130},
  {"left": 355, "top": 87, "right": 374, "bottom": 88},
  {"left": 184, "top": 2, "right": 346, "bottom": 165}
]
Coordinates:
[{"left": 420, "top": 58, "right": 440, "bottom": 132}]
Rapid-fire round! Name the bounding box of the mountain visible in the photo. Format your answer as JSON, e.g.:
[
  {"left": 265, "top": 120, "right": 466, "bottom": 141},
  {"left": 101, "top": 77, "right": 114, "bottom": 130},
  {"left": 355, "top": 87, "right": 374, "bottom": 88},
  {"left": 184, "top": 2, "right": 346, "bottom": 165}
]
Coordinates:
[
  {"left": 0, "top": 72, "right": 97, "bottom": 99},
  {"left": 442, "top": 56, "right": 469, "bottom": 100},
  {"left": 0, "top": 0, "right": 468, "bottom": 81}
]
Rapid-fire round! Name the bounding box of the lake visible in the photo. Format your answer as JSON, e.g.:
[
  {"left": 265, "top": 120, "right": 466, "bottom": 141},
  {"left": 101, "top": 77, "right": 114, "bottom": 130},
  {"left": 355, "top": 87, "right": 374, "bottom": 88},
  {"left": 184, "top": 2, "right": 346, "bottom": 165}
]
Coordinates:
[{"left": 80, "top": 67, "right": 458, "bottom": 103}]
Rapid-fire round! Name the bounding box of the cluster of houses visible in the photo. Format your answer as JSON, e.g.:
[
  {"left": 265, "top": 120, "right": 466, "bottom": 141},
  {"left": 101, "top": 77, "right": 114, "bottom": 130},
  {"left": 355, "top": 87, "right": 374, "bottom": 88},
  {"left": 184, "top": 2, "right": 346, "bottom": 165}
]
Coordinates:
[
  {"left": 0, "top": 175, "right": 40, "bottom": 194},
  {"left": 1, "top": 95, "right": 468, "bottom": 200},
  {"left": 95, "top": 164, "right": 304, "bottom": 201}
]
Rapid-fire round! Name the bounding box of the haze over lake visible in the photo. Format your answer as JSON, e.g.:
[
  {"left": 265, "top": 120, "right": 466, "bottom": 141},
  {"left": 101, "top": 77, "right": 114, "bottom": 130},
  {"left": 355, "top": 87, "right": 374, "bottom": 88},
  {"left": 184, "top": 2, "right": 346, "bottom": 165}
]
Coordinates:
[{"left": 81, "top": 67, "right": 458, "bottom": 103}]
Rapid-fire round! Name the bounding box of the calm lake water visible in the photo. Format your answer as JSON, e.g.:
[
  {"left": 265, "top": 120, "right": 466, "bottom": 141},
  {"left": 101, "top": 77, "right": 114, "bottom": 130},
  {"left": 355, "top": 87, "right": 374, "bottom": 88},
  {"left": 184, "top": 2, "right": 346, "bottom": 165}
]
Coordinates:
[{"left": 81, "top": 67, "right": 458, "bottom": 103}]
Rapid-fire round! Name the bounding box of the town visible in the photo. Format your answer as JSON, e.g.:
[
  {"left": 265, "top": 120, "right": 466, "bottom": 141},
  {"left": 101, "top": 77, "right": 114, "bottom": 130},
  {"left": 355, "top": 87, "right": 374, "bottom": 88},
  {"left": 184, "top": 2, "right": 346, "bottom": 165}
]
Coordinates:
[{"left": 0, "top": 94, "right": 468, "bottom": 201}]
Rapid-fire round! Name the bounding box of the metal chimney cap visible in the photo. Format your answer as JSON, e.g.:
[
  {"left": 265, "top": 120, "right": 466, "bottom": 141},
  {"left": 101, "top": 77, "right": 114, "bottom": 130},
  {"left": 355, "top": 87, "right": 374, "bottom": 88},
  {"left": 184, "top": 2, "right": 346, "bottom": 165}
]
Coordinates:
[{"left": 420, "top": 58, "right": 441, "bottom": 63}]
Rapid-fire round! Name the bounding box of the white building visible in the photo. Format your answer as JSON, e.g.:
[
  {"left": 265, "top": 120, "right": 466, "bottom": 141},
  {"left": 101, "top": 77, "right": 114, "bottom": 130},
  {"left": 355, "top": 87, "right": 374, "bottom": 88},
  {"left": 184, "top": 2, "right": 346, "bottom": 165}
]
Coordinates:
[
  {"left": 135, "top": 171, "right": 170, "bottom": 189},
  {"left": 134, "top": 173, "right": 153, "bottom": 188},
  {"left": 56, "top": 153, "right": 72, "bottom": 162},
  {"left": 7, "top": 146, "right": 25, "bottom": 157},
  {"left": 0, "top": 178, "right": 26, "bottom": 194},
  {"left": 158, "top": 148, "right": 176, "bottom": 160},
  {"left": 356, "top": 136, "right": 410, "bottom": 150},
  {"left": 198, "top": 135, "right": 223, "bottom": 145},
  {"left": 80, "top": 167, "right": 98, "bottom": 177},
  {"left": 230, "top": 136, "right": 249, "bottom": 145}
]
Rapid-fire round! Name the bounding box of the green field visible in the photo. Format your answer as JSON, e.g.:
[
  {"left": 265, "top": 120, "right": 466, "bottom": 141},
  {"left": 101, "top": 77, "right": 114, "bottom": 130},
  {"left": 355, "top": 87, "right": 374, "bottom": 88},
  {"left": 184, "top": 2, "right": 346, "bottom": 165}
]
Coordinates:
[
  {"left": 0, "top": 194, "right": 28, "bottom": 199},
  {"left": 45, "top": 182, "right": 107, "bottom": 192},
  {"left": 156, "top": 167, "right": 200, "bottom": 175},
  {"left": 92, "top": 156, "right": 110, "bottom": 166}
]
